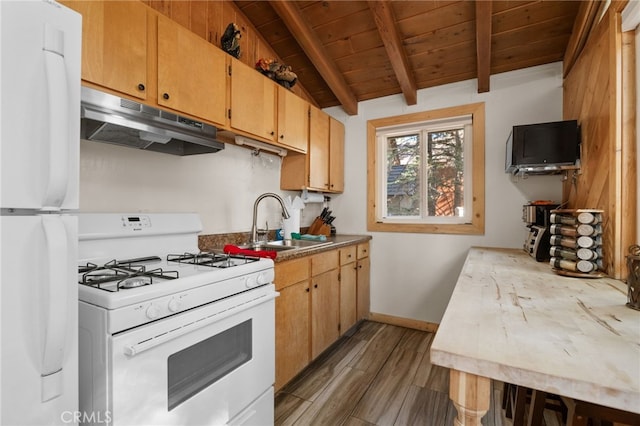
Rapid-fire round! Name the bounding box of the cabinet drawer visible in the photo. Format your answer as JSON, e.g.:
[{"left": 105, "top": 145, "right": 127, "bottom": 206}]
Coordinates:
[
  {"left": 357, "top": 243, "right": 370, "bottom": 259},
  {"left": 274, "top": 257, "right": 309, "bottom": 291},
  {"left": 340, "top": 246, "right": 357, "bottom": 265},
  {"left": 311, "top": 250, "right": 339, "bottom": 276}
]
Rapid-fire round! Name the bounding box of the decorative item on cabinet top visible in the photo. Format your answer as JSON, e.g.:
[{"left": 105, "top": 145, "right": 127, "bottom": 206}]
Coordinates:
[
  {"left": 256, "top": 58, "right": 298, "bottom": 89},
  {"left": 221, "top": 23, "right": 241, "bottom": 59}
]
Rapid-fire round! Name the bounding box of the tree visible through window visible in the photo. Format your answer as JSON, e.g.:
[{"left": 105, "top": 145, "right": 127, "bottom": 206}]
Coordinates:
[{"left": 386, "top": 134, "right": 420, "bottom": 216}]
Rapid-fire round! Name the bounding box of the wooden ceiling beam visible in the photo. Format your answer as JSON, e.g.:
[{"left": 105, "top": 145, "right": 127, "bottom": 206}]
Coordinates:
[
  {"left": 475, "top": 1, "right": 492, "bottom": 93},
  {"left": 268, "top": 1, "right": 358, "bottom": 115},
  {"left": 563, "top": 1, "right": 601, "bottom": 78},
  {"left": 367, "top": 0, "right": 417, "bottom": 105}
]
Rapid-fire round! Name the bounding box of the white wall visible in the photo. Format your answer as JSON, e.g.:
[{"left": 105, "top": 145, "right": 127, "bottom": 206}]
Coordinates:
[
  {"left": 79, "top": 140, "right": 322, "bottom": 234},
  {"left": 324, "top": 62, "right": 566, "bottom": 324}
]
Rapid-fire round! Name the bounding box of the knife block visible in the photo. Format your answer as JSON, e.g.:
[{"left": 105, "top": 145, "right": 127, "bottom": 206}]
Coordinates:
[{"left": 308, "top": 217, "right": 331, "bottom": 236}]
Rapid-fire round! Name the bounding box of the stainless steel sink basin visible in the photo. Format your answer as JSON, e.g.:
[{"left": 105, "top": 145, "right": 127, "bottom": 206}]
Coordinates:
[
  {"left": 238, "top": 239, "right": 332, "bottom": 252},
  {"left": 266, "top": 239, "right": 332, "bottom": 249},
  {"left": 238, "top": 243, "right": 295, "bottom": 252}
]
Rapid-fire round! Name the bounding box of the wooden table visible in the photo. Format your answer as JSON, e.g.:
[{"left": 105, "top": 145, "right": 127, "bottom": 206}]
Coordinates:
[{"left": 430, "top": 247, "right": 640, "bottom": 425}]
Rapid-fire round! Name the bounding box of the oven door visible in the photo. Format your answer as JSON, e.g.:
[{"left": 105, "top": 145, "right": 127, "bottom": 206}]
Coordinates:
[{"left": 109, "top": 286, "right": 277, "bottom": 426}]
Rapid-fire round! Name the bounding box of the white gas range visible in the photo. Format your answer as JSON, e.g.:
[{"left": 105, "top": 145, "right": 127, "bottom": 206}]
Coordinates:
[{"left": 77, "top": 213, "right": 277, "bottom": 426}]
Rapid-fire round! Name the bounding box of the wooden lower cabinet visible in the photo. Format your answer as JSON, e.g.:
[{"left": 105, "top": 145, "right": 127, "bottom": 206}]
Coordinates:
[
  {"left": 339, "top": 246, "right": 358, "bottom": 335},
  {"left": 275, "top": 280, "right": 310, "bottom": 390},
  {"left": 356, "top": 243, "right": 371, "bottom": 321},
  {"left": 310, "top": 268, "right": 340, "bottom": 359},
  {"left": 274, "top": 244, "right": 369, "bottom": 390}
]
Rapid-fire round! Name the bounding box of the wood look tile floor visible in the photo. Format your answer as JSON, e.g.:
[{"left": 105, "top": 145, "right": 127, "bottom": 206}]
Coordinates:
[{"left": 275, "top": 321, "right": 563, "bottom": 426}]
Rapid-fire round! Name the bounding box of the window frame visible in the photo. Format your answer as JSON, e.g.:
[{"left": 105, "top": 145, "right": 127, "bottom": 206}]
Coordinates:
[{"left": 367, "top": 102, "right": 485, "bottom": 235}]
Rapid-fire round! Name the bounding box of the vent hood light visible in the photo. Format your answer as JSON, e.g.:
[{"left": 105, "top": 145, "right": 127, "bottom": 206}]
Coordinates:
[
  {"left": 80, "top": 86, "right": 225, "bottom": 156},
  {"left": 139, "top": 131, "right": 172, "bottom": 144}
]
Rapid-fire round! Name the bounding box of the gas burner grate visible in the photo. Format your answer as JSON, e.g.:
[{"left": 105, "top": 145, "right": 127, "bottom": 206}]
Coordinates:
[
  {"left": 167, "top": 252, "right": 259, "bottom": 268},
  {"left": 78, "top": 259, "right": 179, "bottom": 292}
]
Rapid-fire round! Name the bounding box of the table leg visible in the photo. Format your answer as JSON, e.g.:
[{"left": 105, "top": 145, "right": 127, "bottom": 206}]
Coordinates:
[{"left": 449, "top": 369, "right": 491, "bottom": 426}]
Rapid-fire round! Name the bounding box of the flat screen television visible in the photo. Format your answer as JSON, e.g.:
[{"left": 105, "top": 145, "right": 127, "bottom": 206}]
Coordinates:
[{"left": 505, "top": 119, "right": 580, "bottom": 175}]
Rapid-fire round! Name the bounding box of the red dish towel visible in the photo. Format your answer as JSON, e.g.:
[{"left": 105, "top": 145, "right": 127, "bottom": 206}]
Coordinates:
[{"left": 223, "top": 244, "right": 277, "bottom": 260}]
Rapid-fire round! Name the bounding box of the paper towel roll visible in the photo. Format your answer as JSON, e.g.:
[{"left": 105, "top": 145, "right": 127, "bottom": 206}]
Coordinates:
[
  {"left": 282, "top": 209, "right": 301, "bottom": 239},
  {"left": 301, "top": 190, "right": 324, "bottom": 203}
]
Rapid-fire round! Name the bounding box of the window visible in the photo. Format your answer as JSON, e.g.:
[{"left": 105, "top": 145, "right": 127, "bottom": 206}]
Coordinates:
[{"left": 367, "top": 103, "right": 485, "bottom": 234}]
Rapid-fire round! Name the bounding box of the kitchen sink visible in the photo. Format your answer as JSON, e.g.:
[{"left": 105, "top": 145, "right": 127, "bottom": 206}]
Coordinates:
[{"left": 239, "top": 239, "right": 333, "bottom": 252}]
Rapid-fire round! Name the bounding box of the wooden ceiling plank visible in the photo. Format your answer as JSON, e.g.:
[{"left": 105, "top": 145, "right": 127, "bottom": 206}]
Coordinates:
[
  {"left": 268, "top": 0, "right": 358, "bottom": 115},
  {"left": 475, "top": 1, "right": 492, "bottom": 93},
  {"left": 367, "top": 0, "right": 417, "bottom": 105}
]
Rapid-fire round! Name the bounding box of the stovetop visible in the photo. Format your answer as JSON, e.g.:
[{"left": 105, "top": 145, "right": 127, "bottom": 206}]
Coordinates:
[
  {"left": 77, "top": 213, "right": 276, "bottom": 314},
  {"left": 78, "top": 253, "right": 260, "bottom": 293}
]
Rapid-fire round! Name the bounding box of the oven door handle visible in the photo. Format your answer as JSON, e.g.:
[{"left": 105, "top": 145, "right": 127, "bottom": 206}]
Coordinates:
[{"left": 123, "top": 292, "right": 279, "bottom": 357}]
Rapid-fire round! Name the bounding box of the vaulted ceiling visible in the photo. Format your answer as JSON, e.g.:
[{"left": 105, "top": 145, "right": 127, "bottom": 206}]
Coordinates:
[{"left": 234, "top": 1, "right": 583, "bottom": 115}]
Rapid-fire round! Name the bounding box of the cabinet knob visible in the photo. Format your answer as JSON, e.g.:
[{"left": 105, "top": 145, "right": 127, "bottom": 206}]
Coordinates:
[
  {"left": 314, "top": 283, "right": 318, "bottom": 288},
  {"left": 137, "top": 83, "right": 145, "bottom": 91},
  {"left": 270, "top": 131, "right": 275, "bottom": 136},
  {"left": 163, "top": 93, "right": 170, "bottom": 100},
  {"left": 280, "top": 134, "right": 284, "bottom": 139},
  {"left": 306, "top": 288, "right": 310, "bottom": 293}
]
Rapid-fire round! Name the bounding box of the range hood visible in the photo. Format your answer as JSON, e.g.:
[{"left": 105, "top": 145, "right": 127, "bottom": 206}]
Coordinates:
[{"left": 80, "top": 86, "right": 224, "bottom": 155}]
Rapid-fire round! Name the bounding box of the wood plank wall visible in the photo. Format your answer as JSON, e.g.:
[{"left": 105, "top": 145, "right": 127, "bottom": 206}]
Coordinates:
[
  {"left": 563, "top": 3, "right": 637, "bottom": 279},
  {"left": 141, "top": 0, "right": 316, "bottom": 105}
]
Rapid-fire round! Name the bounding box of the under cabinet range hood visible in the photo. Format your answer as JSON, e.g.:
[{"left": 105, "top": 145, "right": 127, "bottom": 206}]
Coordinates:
[{"left": 80, "top": 86, "right": 224, "bottom": 155}]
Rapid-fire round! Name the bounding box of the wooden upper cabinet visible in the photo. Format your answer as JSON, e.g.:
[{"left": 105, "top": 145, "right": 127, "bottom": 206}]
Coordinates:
[
  {"left": 229, "top": 59, "right": 277, "bottom": 142},
  {"left": 62, "top": 1, "right": 148, "bottom": 100},
  {"left": 329, "top": 117, "right": 345, "bottom": 192},
  {"left": 308, "top": 105, "right": 330, "bottom": 190},
  {"left": 280, "top": 107, "right": 345, "bottom": 193},
  {"left": 156, "top": 15, "right": 227, "bottom": 126},
  {"left": 277, "top": 86, "right": 308, "bottom": 153}
]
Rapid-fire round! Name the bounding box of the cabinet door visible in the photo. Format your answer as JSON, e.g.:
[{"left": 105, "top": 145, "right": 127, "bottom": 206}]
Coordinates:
[
  {"left": 339, "top": 263, "right": 357, "bottom": 335},
  {"left": 157, "top": 15, "right": 226, "bottom": 125},
  {"left": 229, "top": 59, "right": 277, "bottom": 141},
  {"left": 277, "top": 86, "right": 308, "bottom": 153},
  {"left": 329, "top": 117, "right": 345, "bottom": 192},
  {"left": 356, "top": 256, "right": 371, "bottom": 321},
  {"left": 275, "top": 280, "right": 310, "bottom": 390},
  {"left": 308, "top": 105, "right": 330, "bottom": 190},
  {"left": 63, "top": 1, "right": 148, "bottom": 100},
  {"left": 311, "top": 269, "right": 340, "bottom": 359}
]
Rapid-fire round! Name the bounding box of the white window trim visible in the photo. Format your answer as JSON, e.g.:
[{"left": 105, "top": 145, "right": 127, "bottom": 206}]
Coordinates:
[{"left": 376, "top": 117, "right": 473, "bottom": 224}]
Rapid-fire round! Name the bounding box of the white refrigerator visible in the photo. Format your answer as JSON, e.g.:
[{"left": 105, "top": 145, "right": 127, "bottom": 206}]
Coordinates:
[{"left": 0, "top": 1, "right": 81, "bottom": 425}]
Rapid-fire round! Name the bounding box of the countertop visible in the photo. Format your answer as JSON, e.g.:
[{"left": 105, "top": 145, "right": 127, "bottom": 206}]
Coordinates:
[
  {"left": 271, "top": 234, "right": 372, "bottom": 262},
  {"left": 198, "top": 233, "right": 371, "bottom": 263},
  {"left": 430, "top": 247, "right": 640, "bottom": 414}
]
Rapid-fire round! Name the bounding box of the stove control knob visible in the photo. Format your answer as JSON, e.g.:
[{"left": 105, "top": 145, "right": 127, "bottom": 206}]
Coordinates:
[
  {"left": 168, "top": 298, "right": 181, "bottom": 312},
  {"left": 146, "top": 304, "right": 159, "bottom": 320},
  {"left": 246, "top": 275, "right": 258, "bottom": 288},
  {"left": 257, "top": 272, "right": 269, "bottom": 285}
]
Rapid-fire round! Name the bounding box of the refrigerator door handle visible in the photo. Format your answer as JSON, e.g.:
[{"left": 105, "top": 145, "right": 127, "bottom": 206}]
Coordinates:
[
  {"left": 40, "top": 215, "right": 69, "bottom": 402},
  {"left": 42, "top": 24, "right": 69, "bottom": 211}
]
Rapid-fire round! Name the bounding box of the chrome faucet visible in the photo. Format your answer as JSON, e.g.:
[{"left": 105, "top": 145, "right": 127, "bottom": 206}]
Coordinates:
[{"left": 251, "top": 193, "right": 290, "bottom": 244}]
